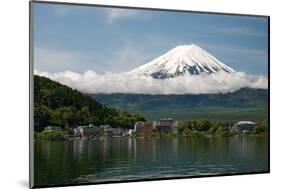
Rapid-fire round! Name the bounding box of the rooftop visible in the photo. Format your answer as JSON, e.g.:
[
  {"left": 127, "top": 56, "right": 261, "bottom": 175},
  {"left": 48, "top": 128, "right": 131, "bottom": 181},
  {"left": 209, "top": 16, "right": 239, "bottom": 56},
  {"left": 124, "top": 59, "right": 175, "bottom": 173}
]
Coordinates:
[{"left": 236, "top": 121, "right": 255, "bottom": 125}]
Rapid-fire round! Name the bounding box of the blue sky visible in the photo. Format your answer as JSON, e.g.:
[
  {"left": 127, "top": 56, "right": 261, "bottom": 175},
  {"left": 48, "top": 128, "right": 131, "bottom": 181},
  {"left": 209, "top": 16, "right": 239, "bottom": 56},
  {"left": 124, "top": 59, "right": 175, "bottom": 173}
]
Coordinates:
[{"left": 33, "top": 2, "right": 269, "bottom": 75}]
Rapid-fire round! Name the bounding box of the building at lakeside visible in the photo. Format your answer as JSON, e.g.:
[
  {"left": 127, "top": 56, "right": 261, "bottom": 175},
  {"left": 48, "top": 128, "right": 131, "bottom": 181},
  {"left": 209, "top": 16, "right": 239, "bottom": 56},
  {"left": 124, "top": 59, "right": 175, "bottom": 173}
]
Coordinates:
[
  {"left": 134, "top": 121, "right": 143, "bottom": 133},
  {"left": 74, "top": 124, "right": 130, "bottom": 137},
  {"left": 74, "top": 124, "right": 99, "bottom": 137},
  {"left": 141, "top": 122, "right": 154, "bottom": 133},
  {"left": 128, "top": 129, "right": 136, "bottom": 135},
  {"left": 100, "top": 125, "right": 113, "bottom": 136},
  {"left": 44, "top": 126, "right": 62, "bottom": 132},
  {"left": 100, "top": 125, "right": 129, "bottom": 136},
  {"left": 231, "top": 121, "right": 255, "bottom": 133},
  {"left": 154, "top": 118, "right": 174, "bottom": 133},
  {"left": 112, "top": 127, "right": 127, "bottom": 136},
  {"left": 134, "top": 118, "right": 179, "bottom": 134},
  {"left": 134, "top": 121, "right": 154, "bottom": 134}
]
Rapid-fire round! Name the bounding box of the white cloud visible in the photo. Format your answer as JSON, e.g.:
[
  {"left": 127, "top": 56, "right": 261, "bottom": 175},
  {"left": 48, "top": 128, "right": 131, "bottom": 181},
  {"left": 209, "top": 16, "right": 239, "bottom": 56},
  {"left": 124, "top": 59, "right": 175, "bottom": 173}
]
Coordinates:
[
  {"left": 35, "top": 69, "right": 268, "bottom": 94},
  {"left": 105, "top": 8, "right": 138, "bottom": 24}
]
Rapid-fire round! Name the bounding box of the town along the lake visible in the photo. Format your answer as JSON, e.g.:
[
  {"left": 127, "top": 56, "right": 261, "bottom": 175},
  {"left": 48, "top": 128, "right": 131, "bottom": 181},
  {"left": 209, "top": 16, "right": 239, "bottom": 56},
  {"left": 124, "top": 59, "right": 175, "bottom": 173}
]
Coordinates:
[{"left": 35, "top": 117, "right": 268, "bottom": 141}]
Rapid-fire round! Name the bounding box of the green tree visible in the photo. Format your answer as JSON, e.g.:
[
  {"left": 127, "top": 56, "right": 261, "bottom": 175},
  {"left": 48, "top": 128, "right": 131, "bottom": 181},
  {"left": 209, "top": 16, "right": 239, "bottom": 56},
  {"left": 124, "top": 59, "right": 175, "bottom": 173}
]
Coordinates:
[
  {"left": 254, "top": 117, "right": 268, "bottom": 134},
  {"left": 34, "top": 104, "right": 51, "bottom": 131},
  {"left": 196, "top": 120, "right": 211, "bottom": 131},
  {"left": 34, "top": 75, "right": 146, "bottom": 132},
  {"left": 217, "top": 125, "right": 231, "bottom": 137}
]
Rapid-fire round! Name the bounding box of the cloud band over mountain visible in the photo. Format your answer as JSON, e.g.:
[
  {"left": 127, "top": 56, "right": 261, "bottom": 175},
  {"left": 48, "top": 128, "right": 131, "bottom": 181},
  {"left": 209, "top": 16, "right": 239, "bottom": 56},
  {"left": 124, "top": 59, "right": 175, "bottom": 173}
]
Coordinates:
[{"left": 34, "top": 69, "right": 268, "bottom": 94}]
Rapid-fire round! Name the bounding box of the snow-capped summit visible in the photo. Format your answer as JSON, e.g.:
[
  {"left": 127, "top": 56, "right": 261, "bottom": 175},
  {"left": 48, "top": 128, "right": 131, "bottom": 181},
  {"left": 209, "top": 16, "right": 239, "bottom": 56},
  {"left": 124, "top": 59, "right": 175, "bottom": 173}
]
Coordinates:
[{"left": 129, "top": 44, "right": 235, "bottom": 79}]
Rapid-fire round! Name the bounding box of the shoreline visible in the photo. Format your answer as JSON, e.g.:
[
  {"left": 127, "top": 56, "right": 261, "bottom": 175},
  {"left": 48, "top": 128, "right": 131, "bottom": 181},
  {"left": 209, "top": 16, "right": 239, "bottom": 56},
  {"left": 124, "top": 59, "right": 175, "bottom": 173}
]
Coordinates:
[{"left": 34, "top": 133, "right": 268, "bottom": 141}]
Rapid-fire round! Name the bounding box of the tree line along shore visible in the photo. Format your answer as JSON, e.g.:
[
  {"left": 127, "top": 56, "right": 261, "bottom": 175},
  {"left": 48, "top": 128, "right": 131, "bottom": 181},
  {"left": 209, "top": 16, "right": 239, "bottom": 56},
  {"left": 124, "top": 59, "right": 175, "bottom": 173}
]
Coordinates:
[{"left": 34, "top": 117, "right": 268, "bottom": 141}]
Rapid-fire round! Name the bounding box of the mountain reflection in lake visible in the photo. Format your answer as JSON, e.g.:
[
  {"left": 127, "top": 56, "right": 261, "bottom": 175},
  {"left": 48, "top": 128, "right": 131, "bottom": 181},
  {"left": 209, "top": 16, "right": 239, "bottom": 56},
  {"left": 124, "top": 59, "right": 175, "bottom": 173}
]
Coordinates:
[{"left": 34, "top": 136, "right": 268, "bottom": 186}]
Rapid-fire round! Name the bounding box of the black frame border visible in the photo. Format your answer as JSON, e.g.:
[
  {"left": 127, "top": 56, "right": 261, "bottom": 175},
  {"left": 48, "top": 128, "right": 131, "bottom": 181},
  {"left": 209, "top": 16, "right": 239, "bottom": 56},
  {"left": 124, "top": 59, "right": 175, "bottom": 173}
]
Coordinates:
[{"left": 29, "top": 0, "right": 270, "bottom": 188}]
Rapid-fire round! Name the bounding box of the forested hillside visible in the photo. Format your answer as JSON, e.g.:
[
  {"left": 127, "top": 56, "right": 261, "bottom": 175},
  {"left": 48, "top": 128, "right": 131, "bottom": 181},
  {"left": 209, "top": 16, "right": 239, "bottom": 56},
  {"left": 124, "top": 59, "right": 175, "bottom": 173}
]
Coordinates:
[
  {"left": 92, "top": 88, "right": 268, "bottom": 121},
  {"left": 34, "top": 75, "right": 145, "bottom": 131}
]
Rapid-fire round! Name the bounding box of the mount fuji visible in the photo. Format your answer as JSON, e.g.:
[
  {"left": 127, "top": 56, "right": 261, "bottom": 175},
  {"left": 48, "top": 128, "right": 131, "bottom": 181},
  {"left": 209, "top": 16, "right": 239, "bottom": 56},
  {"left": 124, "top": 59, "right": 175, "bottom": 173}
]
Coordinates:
[{"left": 129, "top": 44, "right": 235, "bottom": 79}]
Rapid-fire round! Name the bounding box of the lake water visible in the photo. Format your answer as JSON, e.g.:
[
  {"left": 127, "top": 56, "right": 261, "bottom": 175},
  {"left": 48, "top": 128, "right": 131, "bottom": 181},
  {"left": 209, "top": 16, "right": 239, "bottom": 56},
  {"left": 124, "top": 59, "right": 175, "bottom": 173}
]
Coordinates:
[{"left": 34, "top": 136, "right": 268, "bottom": 186}]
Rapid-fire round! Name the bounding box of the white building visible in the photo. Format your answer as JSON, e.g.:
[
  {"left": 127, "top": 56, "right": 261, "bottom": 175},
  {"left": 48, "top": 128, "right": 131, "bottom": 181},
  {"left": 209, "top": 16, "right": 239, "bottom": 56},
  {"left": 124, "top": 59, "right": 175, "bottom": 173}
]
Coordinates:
[
  {"left": 74, "top": 124, "right": 99, "bottom": 136},
  {"left": 134, "top": 121, "right": 143, "bottom": 133},
  {"left": 128, "top": 129, "right": 136, "bottom": 135},
  {"left": 44, "top": 126, "right": 62, "bottom": 132}
]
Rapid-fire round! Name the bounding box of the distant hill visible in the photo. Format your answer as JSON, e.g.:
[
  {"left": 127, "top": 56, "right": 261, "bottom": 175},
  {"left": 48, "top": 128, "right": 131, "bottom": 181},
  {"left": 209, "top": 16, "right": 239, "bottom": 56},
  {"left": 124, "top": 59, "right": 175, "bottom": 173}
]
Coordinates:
[
  {"left": 91, "top": 88, "right": 268, "bottom": 122},
  {"left": 34, "top": 75, "right": 145, "bottom": 131}
]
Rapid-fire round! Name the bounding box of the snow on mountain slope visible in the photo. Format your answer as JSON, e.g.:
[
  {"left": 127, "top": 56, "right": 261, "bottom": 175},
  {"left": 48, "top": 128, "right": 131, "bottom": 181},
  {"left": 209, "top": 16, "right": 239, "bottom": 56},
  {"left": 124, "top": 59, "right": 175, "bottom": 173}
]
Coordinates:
[{"left": 129, "top": 44, "right": 235, "bottom": 79}]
